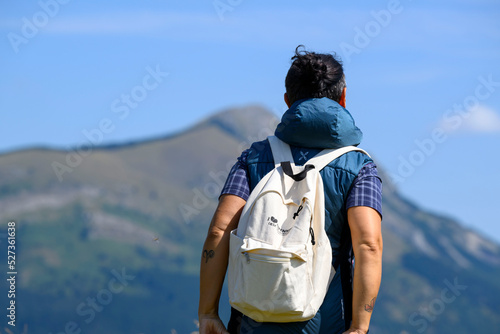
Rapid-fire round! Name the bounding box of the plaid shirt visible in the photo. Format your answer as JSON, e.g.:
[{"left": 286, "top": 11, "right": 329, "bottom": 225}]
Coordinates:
[{"left": 221, "top": 149, "right": 382, "bottom": 216}]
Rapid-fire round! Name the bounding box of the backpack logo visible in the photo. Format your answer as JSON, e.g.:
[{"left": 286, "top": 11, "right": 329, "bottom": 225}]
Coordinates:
[
  {"left": 267, "top": 216, "right": 278, "bottom": 226},
  {"left": 267, "top": 216, "right": 292, "bottom": 236}
]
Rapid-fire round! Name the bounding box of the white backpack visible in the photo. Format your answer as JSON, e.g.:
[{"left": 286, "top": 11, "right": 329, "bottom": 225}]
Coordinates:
[{"left": 228, "top": 136, "right": 370, "bottom": 323}]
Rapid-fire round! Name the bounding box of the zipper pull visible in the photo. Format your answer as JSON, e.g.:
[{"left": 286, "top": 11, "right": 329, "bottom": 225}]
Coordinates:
[
  {"left": 293, "top": 205, "right": 304, "bottom": 220},
  {"left": 309, "top": 227, "right": 316, "bottom": 246},
  {"left": 244, "top": 252, "right": 250, "bottom": 264}
]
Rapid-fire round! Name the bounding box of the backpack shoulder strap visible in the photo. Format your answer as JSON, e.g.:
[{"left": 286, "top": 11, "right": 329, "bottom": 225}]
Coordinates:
[
  {"left": 267, "top": 136, "right": 294, "bottom": 167},
  {"left": 307, "top": 146, "right": 371, "bottom": 171}
]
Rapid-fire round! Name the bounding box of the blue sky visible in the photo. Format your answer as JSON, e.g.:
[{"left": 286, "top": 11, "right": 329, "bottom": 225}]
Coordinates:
[{"left": 1, "top": 0, "right": 500, "bottom": 242}]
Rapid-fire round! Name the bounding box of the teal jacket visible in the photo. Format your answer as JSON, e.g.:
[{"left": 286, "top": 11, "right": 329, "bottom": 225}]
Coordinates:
[{"left": 242, "top": 97, "right": 373, "bottom": 333}]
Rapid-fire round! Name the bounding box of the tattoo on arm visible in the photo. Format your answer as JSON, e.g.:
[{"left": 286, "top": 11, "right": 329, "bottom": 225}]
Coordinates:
[
  {"left": 364, "top": 297, "right": 376, "bottom": 313},
  {"left": 203, "top": 249, "right": 215, "bottom": 263}
]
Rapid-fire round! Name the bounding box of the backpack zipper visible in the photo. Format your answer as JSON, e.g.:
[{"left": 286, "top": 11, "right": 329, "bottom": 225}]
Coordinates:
[
  {"left": 242, "top": 252, "right": 293, "bottom": 264},
  {"left": 309, "top": 227, "right": 316, "bottom": 246},
  {"left": 293, "top": 204, "right": 304, "bottom": 220}
]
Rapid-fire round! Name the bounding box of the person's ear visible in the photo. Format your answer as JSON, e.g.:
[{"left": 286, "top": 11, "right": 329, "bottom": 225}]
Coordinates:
[
  {"left": 339, "top": 87, "right": 347, "bottom": 108},
  {"left": 284, "top": 93, "right": 291, "bottom": 108}
]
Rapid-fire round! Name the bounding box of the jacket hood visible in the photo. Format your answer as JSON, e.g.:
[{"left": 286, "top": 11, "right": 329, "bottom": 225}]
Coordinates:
[{"left": 274, "top": 97, "right": 363, "bottom": 149}]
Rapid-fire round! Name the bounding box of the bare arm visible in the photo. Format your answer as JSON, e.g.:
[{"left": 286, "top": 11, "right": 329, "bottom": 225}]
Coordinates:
[
  {"left": 344, "top": 206, "right": 383, "bottom": 334},
  {"left": 198, "top": 194, "right": 246, "bottom": 334}
]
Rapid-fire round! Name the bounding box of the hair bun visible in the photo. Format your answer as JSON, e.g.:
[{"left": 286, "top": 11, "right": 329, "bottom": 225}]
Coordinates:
[{"left": 285, "top": 45, "right": 345, "bottom": 104}]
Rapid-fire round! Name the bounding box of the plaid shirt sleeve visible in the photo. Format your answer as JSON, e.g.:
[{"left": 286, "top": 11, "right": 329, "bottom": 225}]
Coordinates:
[
  {"left": 220, "top": 149, "right": 251, "bottom": 201},
  {"left": 346, "top": 162, "right": 383, "bottom": 217}
]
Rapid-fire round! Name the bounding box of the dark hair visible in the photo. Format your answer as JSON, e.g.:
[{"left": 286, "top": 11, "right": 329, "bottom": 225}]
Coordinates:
[{"left": 285, "top": 45, "right": 346, "bottom": 105}]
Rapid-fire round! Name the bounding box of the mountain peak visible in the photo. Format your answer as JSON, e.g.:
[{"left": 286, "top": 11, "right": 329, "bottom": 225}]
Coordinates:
[{"left": 191, "top": 104, "right": 280, "bottom": 143}]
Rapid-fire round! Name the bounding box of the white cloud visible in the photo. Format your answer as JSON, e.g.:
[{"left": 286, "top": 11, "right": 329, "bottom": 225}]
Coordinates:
[{"left": 441, "top": 105, "right": 500, "bottom": 134}]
